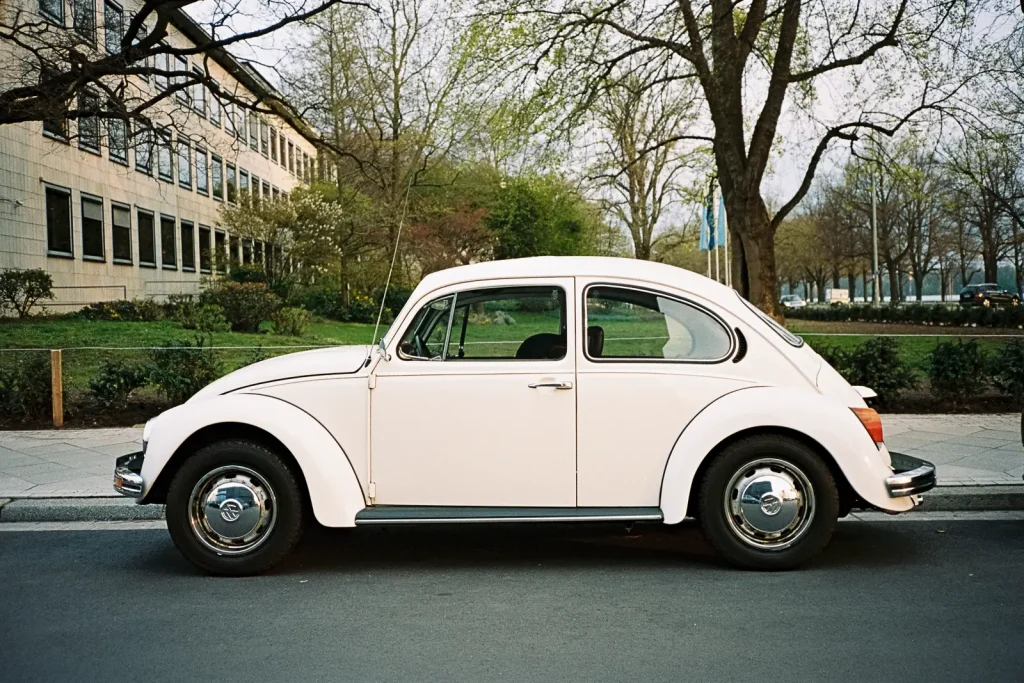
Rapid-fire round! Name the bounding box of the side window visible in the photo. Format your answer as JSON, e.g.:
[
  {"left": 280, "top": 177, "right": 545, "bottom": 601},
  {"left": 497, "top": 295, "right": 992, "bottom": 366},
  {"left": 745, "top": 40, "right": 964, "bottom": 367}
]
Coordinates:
[
  {"left": 586, "top": 286, "right": 731, "bottom": 361},
  {"left": 448, "top": 287, "right": 565, "bottom": 360},
  {"left": 398, "top": 296, "right": 454, "bottom": 360}
]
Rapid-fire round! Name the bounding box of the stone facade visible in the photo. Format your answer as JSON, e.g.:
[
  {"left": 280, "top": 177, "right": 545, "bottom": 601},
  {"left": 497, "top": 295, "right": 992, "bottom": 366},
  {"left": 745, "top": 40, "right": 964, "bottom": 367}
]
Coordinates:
[{"left": 0, "top": 0, "right": 318, "bottom": 308}]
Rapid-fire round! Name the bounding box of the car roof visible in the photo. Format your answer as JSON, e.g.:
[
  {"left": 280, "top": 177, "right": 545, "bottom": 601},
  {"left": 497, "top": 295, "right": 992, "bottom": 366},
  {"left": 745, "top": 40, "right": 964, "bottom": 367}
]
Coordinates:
[{"left": 415, "top": 256, "right": 737, "bottom": 307}]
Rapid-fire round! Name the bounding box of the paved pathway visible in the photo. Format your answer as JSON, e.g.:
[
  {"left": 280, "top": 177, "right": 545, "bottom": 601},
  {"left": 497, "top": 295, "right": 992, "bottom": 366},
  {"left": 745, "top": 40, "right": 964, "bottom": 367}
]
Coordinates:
[{"left": 0, "top": 415, "right": 1021, "bottom": 498}]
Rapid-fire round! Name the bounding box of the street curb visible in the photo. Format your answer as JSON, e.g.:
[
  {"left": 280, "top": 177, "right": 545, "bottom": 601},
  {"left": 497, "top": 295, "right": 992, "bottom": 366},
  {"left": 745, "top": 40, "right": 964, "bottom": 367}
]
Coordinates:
[
  {"left": 0, "top": 497, "right": 165, "bottom": 523},
  {"left": 916, "top": 486, "right": 1024, "bottom": 512},
  {"left": 0, "top": 486, "right": 1022, "bottom": 523}
]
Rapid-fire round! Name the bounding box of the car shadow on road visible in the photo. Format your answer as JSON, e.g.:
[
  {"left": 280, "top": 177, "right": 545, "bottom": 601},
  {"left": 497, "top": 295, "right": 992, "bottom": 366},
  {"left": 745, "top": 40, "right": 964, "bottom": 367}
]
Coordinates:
[{"left": 135, "top": 518, "right": 928, "bottom": 577}]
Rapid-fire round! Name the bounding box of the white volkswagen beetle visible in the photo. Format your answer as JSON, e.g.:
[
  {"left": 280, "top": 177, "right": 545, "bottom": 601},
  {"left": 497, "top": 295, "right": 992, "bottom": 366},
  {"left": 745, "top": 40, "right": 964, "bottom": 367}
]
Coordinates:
[{"left": 114, "top": 257, "right": 935, "bottom": 574}]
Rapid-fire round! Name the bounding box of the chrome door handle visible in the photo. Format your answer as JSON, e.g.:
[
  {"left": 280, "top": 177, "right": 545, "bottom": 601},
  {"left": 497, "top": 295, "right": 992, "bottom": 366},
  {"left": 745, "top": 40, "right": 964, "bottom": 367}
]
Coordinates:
[{"left": 528, "top": 381, "right": 573, "bottom": 390}]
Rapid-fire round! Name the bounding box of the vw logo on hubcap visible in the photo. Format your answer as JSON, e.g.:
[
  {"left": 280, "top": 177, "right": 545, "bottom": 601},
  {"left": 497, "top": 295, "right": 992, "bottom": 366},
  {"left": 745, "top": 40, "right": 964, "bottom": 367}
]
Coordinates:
[
  {"left": 219, "top": 499, "right": 244, "bottom": 522},
  {"left": 759, "top": 493, "right": 783, "bottom": 516}
]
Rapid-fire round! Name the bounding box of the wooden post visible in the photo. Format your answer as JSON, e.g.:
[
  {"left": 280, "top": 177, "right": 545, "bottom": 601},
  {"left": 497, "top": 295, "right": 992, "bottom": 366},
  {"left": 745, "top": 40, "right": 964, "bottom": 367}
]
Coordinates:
[{"left": 50, "top": 349, "right": 63, "bottom": 428}]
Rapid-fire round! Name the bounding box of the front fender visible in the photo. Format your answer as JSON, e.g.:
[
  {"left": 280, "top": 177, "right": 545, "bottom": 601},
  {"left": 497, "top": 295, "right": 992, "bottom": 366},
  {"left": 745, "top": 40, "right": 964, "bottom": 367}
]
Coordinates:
[
  {"left": 141, "top": 394, "right": 366, "bottom": 527},
  {"left": 659, "top": 386, "right": 913, "bottom": 523}
]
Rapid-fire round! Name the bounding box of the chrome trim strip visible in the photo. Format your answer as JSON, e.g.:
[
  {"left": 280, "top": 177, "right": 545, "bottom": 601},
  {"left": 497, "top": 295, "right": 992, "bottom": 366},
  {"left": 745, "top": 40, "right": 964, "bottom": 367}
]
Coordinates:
[{"left": 356, "top": 513, "right": 665, "bottom": 525}]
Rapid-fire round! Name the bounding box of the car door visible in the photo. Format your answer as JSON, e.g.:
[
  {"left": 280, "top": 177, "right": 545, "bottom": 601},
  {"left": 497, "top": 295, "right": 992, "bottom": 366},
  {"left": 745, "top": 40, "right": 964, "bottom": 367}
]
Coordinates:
[
  {"left": 574, "top": 280, "right": 753, "bottom": 507},
  {"left": 369, "top": 279, "right": 577, "bottom": 507}
]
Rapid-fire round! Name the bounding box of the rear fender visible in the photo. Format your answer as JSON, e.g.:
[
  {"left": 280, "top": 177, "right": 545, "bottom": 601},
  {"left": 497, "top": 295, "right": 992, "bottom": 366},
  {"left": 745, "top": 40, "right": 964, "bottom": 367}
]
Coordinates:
[{"left": 659, "top": 386, "right": 913, "bottom": 523}]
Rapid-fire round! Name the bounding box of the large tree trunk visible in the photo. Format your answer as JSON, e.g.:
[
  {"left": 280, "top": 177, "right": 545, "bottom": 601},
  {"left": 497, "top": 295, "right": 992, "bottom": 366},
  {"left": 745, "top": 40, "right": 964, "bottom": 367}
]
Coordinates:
[
  {"left": 887, "top": 263, "right": 900, "bottom": 305},
  {"left": 727, "top": 196, "right": 779, "bottom": 317},
  {"left": 847, "top": 269, "right": 857, "bottom": 302}
]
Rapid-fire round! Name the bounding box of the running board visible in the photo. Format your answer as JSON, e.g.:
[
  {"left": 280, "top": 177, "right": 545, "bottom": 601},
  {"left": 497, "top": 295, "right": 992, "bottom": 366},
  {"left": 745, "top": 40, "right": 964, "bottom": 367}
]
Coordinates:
[{"left": 354, "top": 506, "right": 664, "bottom": 525}]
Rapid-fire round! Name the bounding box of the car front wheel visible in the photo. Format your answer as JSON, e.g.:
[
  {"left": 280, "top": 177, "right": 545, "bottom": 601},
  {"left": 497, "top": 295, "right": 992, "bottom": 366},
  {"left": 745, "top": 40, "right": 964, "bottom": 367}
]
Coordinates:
[
  {"left": 165, "top": 439, "right": 305, "bottom": 576},
  {"left": 698, "top": 435, "right": 839, "bottom": 570}
]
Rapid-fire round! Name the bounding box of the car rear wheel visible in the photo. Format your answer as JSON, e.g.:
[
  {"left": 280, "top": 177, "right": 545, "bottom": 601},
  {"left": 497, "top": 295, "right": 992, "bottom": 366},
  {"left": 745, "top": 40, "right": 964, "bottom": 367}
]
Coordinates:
[
  {"left": 698, "top": 435, "right": 839, "bottom": 570},
  {"left": 165, "top": 439, "right": 305, "bottom": 576}
]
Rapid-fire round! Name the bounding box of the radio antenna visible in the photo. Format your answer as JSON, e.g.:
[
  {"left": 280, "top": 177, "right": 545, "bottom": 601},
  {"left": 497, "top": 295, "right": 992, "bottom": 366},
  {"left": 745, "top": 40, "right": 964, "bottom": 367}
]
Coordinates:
[{"left": 372, "top": 179, "right": 414, "bottom": 347}]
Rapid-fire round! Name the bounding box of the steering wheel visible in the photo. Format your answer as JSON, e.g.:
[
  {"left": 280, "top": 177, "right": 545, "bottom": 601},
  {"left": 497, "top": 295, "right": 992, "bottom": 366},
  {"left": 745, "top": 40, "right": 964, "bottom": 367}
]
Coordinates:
[{"left": 414, "top": 334, "right": 429, "bottom": 359}]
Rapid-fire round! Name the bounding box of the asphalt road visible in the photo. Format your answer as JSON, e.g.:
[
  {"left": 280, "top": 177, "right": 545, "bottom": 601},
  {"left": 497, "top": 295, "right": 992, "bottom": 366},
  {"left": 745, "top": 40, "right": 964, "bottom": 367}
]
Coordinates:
[{"left": 1, "top": 518, "right": 1022, "bottom": 683}]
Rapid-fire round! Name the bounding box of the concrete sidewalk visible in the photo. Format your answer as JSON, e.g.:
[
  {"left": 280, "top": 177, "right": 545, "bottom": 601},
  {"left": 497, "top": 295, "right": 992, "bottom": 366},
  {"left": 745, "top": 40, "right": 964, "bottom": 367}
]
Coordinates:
[{"left": 0, "top": 415, "right": 1021, "bottom": 520}]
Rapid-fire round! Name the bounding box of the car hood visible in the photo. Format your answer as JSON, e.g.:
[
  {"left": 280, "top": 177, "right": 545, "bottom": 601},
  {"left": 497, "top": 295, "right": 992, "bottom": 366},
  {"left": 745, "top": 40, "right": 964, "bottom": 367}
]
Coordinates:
[{"left": 190, "top": 345, "right": 371, "bottom": 400}]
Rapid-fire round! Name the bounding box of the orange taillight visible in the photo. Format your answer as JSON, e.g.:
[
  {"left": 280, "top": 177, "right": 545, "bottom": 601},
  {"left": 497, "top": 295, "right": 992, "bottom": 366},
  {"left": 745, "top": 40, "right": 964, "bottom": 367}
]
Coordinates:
[{"left": 851, "top": 407, "right": 884, "bottom": 444}]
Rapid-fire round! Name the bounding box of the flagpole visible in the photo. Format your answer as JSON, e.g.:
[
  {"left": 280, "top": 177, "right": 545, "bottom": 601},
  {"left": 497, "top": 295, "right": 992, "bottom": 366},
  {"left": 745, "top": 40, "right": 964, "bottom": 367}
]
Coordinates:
[
  {"left": 725, "top": 231, "right": 730, "bottom": 287},
  {"left": 714, "top": 244, "right": 719, "bottom": 283},
  {"left": 707, "top": 250, "right": 711, "bottom": 279}
]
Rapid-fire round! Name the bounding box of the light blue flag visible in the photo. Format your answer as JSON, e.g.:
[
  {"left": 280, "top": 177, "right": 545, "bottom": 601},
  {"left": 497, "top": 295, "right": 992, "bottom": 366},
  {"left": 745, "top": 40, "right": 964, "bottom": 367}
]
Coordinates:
[
  {"left": 699, "top": 209, "right": 710, "bottom": 252},
  {"left": 717, "top": 192, "right": 727, "bottom": 246},
  {"left": 705, "top": 184, "right": 716, "bottom": 250}
]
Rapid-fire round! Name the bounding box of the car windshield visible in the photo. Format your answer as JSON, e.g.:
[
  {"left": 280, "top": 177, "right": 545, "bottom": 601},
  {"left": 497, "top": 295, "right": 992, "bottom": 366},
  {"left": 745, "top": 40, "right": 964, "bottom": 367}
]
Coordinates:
[{"left": 737, "top": 292, "right": 804, "bottom": 347}]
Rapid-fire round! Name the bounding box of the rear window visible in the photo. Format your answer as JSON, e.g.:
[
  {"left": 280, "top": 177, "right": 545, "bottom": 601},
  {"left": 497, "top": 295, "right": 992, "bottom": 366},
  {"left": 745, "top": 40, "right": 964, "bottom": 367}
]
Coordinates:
[{"left": 737, "top": 292, "right": 804, "bottom": 347}]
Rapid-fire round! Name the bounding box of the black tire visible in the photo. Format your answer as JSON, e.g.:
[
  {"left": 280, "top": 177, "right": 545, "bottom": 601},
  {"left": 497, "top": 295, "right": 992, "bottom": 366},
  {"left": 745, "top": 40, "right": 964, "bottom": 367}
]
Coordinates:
[
  {"left": 698, "top": 435, "right": 839, "bottom": 570},
  {"left": 165, "top": 439, "right": 305, "bottom": 576}
]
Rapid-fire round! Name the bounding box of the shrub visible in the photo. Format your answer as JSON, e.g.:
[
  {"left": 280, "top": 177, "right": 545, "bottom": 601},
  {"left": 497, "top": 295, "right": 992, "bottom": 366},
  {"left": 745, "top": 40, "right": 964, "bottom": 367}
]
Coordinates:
[
  {"left": 928, "top": 340, "right": 989, "bottom": 406},
  {"left": 228, "top": 263, "right": 267, "bottom": 284},
  {"left": 339, "top": 293, "right": 379, "bottom": 323},
  {"left": 292, "top": 285, "right": 345, "bottom": 319},
  {"left": 78, "top": 298, "right": 163, "bottom": 322},
  {"left": 372, "top": 285, "right": 412, "bottom": 319},
  {"left": 813, "top": 344, "right": 853, "bottom": 378},
  {"left": 0, "top": 354, "right": 53, "bottom": 421},
  {"left": 89, "top": 361, "right": 149, "bottom": 408},
  {"left": 201, "top": 281, "right": 281, "bottom": 333},
  {"left": 271, "top": 307, "right": 312, "bottom": 336},
  {"left": 177, "top": 302, "right": 230, "bottom": 333},
  {"left": 0, "top": 269, "right": 54, "bottom": 317},
  {"left": 992, "top": 338, "right": 1024, "bottom": 403},
  {"left": 846, "top": 337, "right": 917, "bottom": 406},
  {"left": 149, "top": 337, "right": 224, "bottom": 404},
  {"left": 786, "top": 302, "right": 1024, "bottom": 328}
]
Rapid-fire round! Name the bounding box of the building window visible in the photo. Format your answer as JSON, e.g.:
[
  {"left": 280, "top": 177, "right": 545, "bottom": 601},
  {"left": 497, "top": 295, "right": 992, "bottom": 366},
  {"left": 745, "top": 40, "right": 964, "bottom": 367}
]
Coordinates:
[
  {"left": 81, "top": 194, "right": 105, "bottom": 261},
  {"left": 260, "top": 119, "right": 269, "bottom": 156},
  {"left": 226, "top": 163, "right": 236, "bottom": 204},
  {"left": 138, "top": 210, "right": 156, "bottom": 266},
  {"left": 287, "top": 141, "right": 295, "bottom": 174},
  {"left": 228, "top": 235, "right": 239, "bottom": 265},
  {"left": 157, "top": 129, "right": 173, "bottom": 181},
  {"left": 76, "top": 91, "right": 101, "bottom": 153},
  {"left": 40, "top": 0, "right": 63, "bottom": 23},
  {"left": 154, "top": 49, "right": 168, "bottom": 92},
  {"left": 271, "top": 186, "right": 279, "bottom": 201},
  {"left": 181, "top": 220, "right": 195, "bottom": 271},
  {"left": 214, "top": 230, "right": 227, "bottom": 273},
  {"left": 45, "top": 186, "right": 73, "bottom": 256},
  {"left": 195, "top": 148, "right": 208, "bottom": 195},
  {"left": 160, "top": 215, "right": 176, "bottom": 268},
  {"left": 211, "top": 154, "right": 223, "bottom": 200},
  {"left": 270, "top": 128, "right": 278, "bottom": 163},
  {"left": 242, "top": 238, "right": 252, "bottom": 264},
  {"left": 254, "top": 240, "right": 263, "bottom": 264},
  {"left": 304, "top": 153, "right": 312, "bottom": 183},
  {"left": 261, "top": 180, "right": 270, "bottom": 198},
  {"left": 177, "top": 139, "right": 192, "bottom": 189},
  {"left": 103, "top": 0, "right": 123, "bottom": 54},
  {"left": 239, "top": 169, "right": 249, "bottom": 196},
  {"left": 174, "top": 56, "right": 189, "bottom": 105},
  {"left": 248, "top": 112, "right": 258, "bottom": 150},
  {"left": 209, "top": 82, "right": 221, "bottom": 126},
  {"left": 135, "top": 126, "right": 153, "bottom": 175},
  {"left": 108, "top": 117, "right": 128, "bottom": 164},
  {"left": 251, "top": 174, "right": 260, "bottom": 200},
  {"left": 112, "top": 203, "right": 132, "bottom": 264},
  {"left": 236, "top": 106, "right": 246, "bottom": 141},
  {"left": 190, "top": 66, "right": 205, "bottom": 115},
  {"left": 198, "top": 225, "right": 212, "bottom": 273},
  {"left": 74, "top": 0, "right": 96, "bottom": 43}
]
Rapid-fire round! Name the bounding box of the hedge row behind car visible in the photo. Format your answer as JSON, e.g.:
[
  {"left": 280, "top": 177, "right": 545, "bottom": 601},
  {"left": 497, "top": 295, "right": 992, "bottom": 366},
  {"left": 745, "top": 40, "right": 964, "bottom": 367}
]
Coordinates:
[{"left": 788, "top": 303, "right": 1024, "bottom": 327}]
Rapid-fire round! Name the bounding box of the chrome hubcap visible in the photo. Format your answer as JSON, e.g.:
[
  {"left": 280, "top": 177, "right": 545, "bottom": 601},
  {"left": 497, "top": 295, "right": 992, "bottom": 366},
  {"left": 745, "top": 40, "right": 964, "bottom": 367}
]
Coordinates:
[
  {"left": 189, "top": 466, "right": 276, "bottom": 555},
  {"left": 724, "top": 458, "right": 815, "bottom": 550}
]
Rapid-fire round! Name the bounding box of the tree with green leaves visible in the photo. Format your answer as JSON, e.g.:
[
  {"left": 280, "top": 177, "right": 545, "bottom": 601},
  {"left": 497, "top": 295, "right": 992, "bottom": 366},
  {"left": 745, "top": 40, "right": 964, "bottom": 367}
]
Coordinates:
[{"left": 488, "top": 0, "right": 1017, "bottom": 315}]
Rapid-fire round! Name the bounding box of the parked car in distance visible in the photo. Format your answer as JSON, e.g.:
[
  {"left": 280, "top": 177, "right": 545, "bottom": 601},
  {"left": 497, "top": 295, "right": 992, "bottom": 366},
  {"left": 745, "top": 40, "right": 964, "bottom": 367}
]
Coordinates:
[
  {"left": 780, "top": 294, "right": 806, "bottom": 309},
  {"left": 114, "top": 257, "right": 935, "bottom": 575},
  {"left": 959, "top": 283, "right": 1020, "bottom": 307}
]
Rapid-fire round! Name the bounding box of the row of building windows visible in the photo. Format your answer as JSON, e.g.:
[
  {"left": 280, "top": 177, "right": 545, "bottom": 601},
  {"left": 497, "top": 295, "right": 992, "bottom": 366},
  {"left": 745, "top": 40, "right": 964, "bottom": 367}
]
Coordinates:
[
  {"left": 39, "top": 0, "right": 315, "bottom": 184},
  {"left": 43, "top": 184, "right": 274, "bottom": 271}
]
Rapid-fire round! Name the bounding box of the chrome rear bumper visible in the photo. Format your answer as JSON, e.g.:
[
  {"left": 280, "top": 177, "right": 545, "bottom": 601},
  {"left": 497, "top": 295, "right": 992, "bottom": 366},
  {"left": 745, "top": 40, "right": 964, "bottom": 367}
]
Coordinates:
[
  {"left": 113, "top": 451, "right": 145, "bottom": 498},
  {"left": 886, "top": 452, "right": 937, "bottom": 497}
]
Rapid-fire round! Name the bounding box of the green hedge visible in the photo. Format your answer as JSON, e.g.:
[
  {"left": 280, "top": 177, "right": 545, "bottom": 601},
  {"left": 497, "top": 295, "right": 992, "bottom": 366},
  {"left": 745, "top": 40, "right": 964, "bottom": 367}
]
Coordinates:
[{"left": 787, "top": 303, "right": 1024, "bottom": 327}]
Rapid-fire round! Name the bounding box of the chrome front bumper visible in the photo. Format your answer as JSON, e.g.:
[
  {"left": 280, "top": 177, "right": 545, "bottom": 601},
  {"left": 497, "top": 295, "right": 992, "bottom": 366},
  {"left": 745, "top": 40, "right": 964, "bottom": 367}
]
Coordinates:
[
  {"left": 885, "top": 452, "right": 937, "bottom": 497},
  {"left": 113, "top": 451, "right": 145, "bottom": 498}
]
